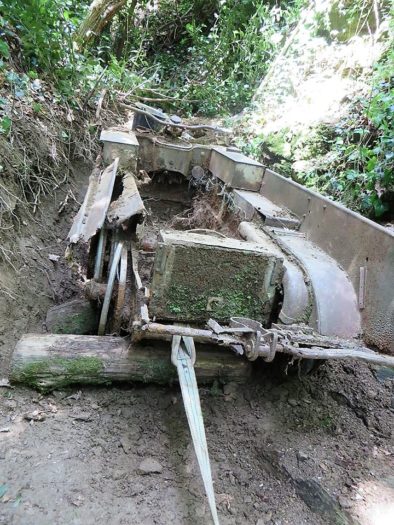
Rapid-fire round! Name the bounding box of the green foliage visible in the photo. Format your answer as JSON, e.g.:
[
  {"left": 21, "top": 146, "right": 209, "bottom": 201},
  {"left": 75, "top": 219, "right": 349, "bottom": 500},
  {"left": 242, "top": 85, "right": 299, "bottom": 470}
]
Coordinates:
[
  {"left": 0, "top": 0, "right": 304, "bottom": 114},
  {"left": 0, "top": 39, "right": 9, "bottom": 58},
  {"left": 0, "top": 1, "right": 151, "bottom": 103},
  {"left": 140, "top": 0, "right": 304, "bottom": 115},
  {"left": 2, "top": 0, "right": 391, "bottom": 220},
  {"left": 295, "top": 47, "right": 394, "bottom": 218},
  {"left": 1, "top": 0, "right": 84, "bottom": 73}
]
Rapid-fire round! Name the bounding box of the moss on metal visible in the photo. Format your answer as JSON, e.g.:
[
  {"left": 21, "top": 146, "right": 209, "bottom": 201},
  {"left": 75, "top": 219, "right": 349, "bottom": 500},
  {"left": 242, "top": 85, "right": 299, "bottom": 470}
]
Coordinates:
[{"left": 151, "top": 242, "right": 282, "bottom": 324}]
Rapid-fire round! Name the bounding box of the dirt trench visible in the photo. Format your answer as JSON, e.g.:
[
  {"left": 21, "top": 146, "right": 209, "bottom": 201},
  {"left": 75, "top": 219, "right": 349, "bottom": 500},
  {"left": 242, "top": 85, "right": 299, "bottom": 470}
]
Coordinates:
[{"left": 0, "top": 164, "right": 393, "bottom": 525}]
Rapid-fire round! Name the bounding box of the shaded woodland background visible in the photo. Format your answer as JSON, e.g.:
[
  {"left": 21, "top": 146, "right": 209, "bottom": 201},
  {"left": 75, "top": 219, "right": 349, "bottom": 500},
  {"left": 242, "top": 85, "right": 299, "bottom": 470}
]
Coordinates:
[{"left": 0, "top": 0, "right": 393, "bottom": 219}]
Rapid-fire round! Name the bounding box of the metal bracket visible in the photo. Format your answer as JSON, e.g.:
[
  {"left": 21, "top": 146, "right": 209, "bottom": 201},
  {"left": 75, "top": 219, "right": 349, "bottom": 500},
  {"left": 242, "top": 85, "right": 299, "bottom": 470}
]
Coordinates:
[{"left": 230, "top": 317, "right": 264, "bottom": 361}]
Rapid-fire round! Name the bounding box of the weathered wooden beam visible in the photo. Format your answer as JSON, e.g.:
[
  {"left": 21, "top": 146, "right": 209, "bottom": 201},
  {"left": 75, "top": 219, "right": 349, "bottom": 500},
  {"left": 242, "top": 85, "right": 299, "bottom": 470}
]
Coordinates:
[
  {"left": 139, "top": 323, "right": 394, "bottom": 368},
  {"left": 10, "top": 334, "right": 251, "bottom": 392},
  {"left": 137, "top": 322, "right": 243, "bottom": 347}
]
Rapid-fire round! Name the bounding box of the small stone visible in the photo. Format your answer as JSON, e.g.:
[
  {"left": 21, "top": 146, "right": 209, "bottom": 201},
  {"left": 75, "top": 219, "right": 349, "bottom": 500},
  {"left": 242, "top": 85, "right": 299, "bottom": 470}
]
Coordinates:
[
  {"left": 288, "top": 398, "right": 298, "bottom": 407},
  {"left": 297, "top": 451, "right": 309, "bottom": 462},
  {"left": 71, "top": 495, "right": 85, "bottom": 507},
  {"left": 137, "top": 458, "right": 163, "bottom": 475},
  {"left": 24, "top": 410, "right": 45, "bottom": 422},
  {"left": 0, "top": 428, "right": 10, "bottom": 433},
  {"left": 169, "top": 114, "right": 182, "bottom": 124},
  {"left": 195, "top": 505, "right": 206, "bottom": 518},
  {"left": 48, "top": 254, "right": 60, "bottom": 262},
  {"left": 366, "top": 389, "right": 377, "bottom": 400},
  {"left": 52, "top": 390, "right": 66, "bottom": 399},
  {"left": 112, "top": 469, "right": 125, "bottom": 480},
  {"left": 119, "top": 437, "right": 132, "bottom": 453},
  {"left": 264, "top": 512, "right": 273, "bottom": 522},
  {"left": 72, "top": 412, "right": 91, "bottom": 422},
  {"left": 4, "top": 399, "right": 17, "bottom": 409},
  {"left": 338, "top": 496, "right": 352, "bottom": 509},
  {"left": 223, "top": 382, "right": 238, "bottom": 396}
]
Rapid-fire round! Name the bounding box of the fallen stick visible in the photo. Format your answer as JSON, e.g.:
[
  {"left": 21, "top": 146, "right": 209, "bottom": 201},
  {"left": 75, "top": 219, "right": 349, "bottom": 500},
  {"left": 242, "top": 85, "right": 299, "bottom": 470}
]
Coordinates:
[{"left": 10, "top": 334, "right": 251, "bottom": 392}]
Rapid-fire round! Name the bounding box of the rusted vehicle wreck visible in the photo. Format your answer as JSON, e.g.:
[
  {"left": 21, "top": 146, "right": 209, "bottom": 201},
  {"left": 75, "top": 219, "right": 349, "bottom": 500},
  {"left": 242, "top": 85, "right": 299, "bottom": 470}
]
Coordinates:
[{"left": 10, "top": 111, "right": 394, "bottom": 524}]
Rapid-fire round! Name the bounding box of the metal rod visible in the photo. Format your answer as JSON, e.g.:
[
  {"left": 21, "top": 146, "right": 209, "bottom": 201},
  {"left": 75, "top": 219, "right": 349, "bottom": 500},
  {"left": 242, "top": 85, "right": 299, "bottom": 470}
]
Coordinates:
[
  {"left": 93, "top": 228, "right": 107, "bottom": 281},
  {"left": 98, "top": 242, "right": 123, "bottom": 335},
  {"left": 138, "top": 323, "right": 394, "bottom": 368}
]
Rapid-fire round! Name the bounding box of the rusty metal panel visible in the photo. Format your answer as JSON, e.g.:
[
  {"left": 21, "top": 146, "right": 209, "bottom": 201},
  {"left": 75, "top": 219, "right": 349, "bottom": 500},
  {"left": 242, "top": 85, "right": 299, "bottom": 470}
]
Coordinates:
[
  {"left": 260, "top": 168, "right": 394, "bottom": 352},
  {"left": 210, "top": 147, "right": 264, "bottom": 191},
  {"left": 100, "top": 130, "right": 139, "bottom": 171},
  {"left": 68, "top": 159, "right": 119, "bottom": 243},
  {"left": 107, "top": 171, "right": 145, "bottom": 227},
  {"left": 137, "top": 135, "right": 193, "bottom": 175},
  {"left": 233, "top": 189, "right": 300, "bottom": 229}
]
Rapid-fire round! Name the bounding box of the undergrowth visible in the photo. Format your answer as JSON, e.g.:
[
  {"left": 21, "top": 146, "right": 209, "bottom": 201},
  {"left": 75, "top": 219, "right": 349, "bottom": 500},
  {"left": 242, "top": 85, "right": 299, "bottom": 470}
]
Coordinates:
[
  {"left": 295, "top": 46, "right": 394, "bottom": 218},
  {"left": 0, "top": 0, "right": 392, "bottom": 220}
]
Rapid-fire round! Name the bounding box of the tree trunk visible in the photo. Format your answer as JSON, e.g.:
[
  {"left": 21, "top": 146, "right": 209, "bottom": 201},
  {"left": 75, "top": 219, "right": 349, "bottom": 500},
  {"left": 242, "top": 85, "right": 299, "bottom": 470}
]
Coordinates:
[
  {"left": 76, "top": 0, "right": 136, "bottom": 46},
  {"left": 10, "top": 334, "right": 251, "bottom": 392}
]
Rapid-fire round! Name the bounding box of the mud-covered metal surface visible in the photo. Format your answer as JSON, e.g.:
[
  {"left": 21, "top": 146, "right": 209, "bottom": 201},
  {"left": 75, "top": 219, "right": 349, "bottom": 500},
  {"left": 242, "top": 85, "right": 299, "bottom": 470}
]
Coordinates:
[
  {"left": 209, "top": 147, "right": 265, "bottom": 192},
  {"left": 238, "top": 222, "right": 311, "bottom": 326},
  {"left": 68, "top": 159, "right": 119, "bottom": 243},
  {"left": 271, "top": 229, "right": 361, "bottom": 339},
  {"left": 149, "top": 230, "right": 283, "bottom": 324}
]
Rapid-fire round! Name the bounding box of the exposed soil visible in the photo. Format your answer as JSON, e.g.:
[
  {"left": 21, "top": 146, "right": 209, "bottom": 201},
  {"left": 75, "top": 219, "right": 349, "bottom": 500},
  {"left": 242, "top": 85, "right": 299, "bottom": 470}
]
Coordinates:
[{"left": 1, "top": 163, "right": 394, "bottom": 525}]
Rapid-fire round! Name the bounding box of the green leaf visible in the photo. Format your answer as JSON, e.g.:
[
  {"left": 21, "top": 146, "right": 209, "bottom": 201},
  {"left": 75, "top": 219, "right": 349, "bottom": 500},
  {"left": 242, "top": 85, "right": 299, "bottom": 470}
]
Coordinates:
[
  {"left": 373, "top": 200, "right": 389, "bottom": 217},
  {"left": 0, "top": 116, "right": 11, "bottom": 135},
  {"left": 33, "top": 102, "right": 42, "bottom": 113},
  {"left": 0, "top": 40, "right": 9, "bottom": 58}
]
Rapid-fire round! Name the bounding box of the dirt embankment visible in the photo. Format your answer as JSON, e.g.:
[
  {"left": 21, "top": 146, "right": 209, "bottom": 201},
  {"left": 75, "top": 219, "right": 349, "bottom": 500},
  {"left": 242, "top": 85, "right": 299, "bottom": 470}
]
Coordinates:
[{"left": 0, "top": 117, "right": 393, "bottom": 525}]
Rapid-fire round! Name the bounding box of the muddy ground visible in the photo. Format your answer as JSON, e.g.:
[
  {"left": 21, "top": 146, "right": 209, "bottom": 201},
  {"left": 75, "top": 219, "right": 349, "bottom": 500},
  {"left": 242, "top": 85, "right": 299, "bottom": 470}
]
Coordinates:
[{"left": 0, "top": 163, "right": 393, "bottom": 525}]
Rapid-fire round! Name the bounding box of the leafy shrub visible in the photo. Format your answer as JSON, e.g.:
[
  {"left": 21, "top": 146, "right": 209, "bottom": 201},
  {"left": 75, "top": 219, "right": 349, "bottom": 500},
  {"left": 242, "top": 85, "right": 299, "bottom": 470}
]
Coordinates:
[{"left": 294, "top": 46, "right": 394, "bottom": 218}]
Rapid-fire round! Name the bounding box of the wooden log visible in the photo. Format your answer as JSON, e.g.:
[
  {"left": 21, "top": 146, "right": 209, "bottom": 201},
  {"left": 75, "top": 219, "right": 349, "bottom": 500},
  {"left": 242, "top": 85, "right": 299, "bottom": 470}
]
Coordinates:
[{"left": 10, "top": 334, "right": 252, "bottom": 392}]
